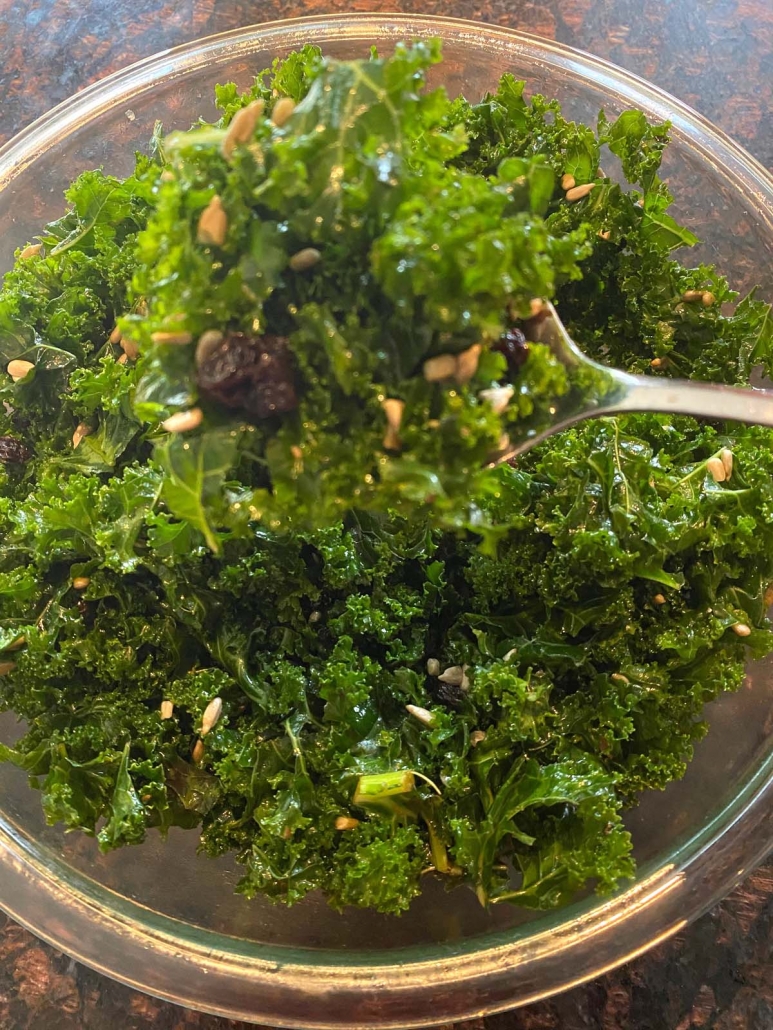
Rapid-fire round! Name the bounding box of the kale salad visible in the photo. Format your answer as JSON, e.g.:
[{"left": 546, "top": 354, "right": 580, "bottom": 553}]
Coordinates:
[{"left": 0, "top": 40, "right": 772, "bottom": 915}]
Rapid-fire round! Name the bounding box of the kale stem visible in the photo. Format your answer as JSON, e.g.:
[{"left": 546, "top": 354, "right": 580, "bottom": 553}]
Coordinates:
[
  {"left": 284, "top": 719, "right": 308, "bottom": 776},
  {"left": 353, "top": 770, "right": 415, "bottom": 804}
]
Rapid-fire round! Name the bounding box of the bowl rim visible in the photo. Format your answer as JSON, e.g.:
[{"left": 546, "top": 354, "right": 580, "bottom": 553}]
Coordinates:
[
  {"left": 3, "top": 11, "right": 773, "bottom": 208},
  {"left": 1, "top": 13, "right": 773, "bottom": 1028}
]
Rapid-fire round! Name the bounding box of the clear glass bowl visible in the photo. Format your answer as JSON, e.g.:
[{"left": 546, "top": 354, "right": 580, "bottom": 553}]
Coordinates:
[{"left": 1, "top": 14, "right": 773, "bottom": 1028}]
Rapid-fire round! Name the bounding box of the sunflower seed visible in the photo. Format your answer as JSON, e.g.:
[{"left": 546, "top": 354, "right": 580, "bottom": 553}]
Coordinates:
[
  {"left": 610, "top": 673, "right": 630, "bottom": 684},
  {"left": 732, "top": 622, "right": 752, "bottom": 637},
  {"left": 19, "top": 243, "right": 42, "bottom": 260},
  {"left": 197, "top": 195, "right": 228, "bottom": 247},
  {"left": 470, "top": 730, "right": 486, "bottom": 746},
  {"left": 653, "top": 593, "right": 666, "bottom": 605},
  {"left": 288, "top": 247, "right": 321, "bottom": 272},
  {"left": 561, "top": 173, "right": 576, "bottom": 190},
  {"left": 72, "top": 576, "right": 90, "bottom": 590},
  {"left": 426, "top": 658, "right": 441, "bottom": 676},
  {"left": 706, "top": 456, "right": 726, "bottom": 483},
  {"left": 335, "top": 816, "right": 360, "bottom": 830},
  {"left": 423, "top": 354, "right": 457, "bottom": 382},
  {"left": 565, "top": 182, "right": 595, "bottom": 202},
  {"left": 271, "top": 96, "right": 296, "bottom": 127},
  {"left": 682, "top": 289, "right": 703, "bottom": 302},
  {"left": 455, "top": 343, "right": 483, "bottom": 384},
  {"left": 381, "top": 398, "right": 404, "bottom": 429},
  {"left": 439, "top": 665, "right": 464, "bottom": 686},
  {"left": 222, "top": 99, "right": 265, "bottom": 159},
  {"left": 479, "top": 384, "right": 514, "bottom": 415},
  {"left": 72, "top": 422, "right": 92, "bottom": 449},
  {"left": 160, "top": 700, "right": 174, "bottom": 720},
  {"left": 162, "top": 408, "right": 203, "bottom": 433},
  {"left": 117, "top": 353, "right": 128, "bottom": 365},
  {"left": 719, "top": 448, "right": 733, "bottom": 479},
  {"left": 192, "top": 739, "right": 205, "bottom": 763},
  {"left": 201, "top": 696, "right": 223, "bottom": 736},
  {"left": 406, "top": 703, "right": 435, "bottom": 726},
  {"left": 381, "top": 398, "right": 405, "bottom": 451},
  {"left": 702, "top": 291, "right": 716, "bottom": 307},
  {"left": 151, "top": 330, "right": 192, "bottom": 346},
  {"left": 109, "top": 325, "right": 123, "bottom": 344},
  {"left": 195, "top": 329, "right": 225, "bottom": 366},
  {"left": 7, "top": 359, "right": 34, "bottom": 382},
  {"left": 118, "top": 338, "right": 138, "bottom": 362}
]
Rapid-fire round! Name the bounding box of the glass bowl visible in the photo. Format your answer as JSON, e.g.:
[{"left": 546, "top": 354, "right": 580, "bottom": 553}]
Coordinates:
[{"left": 1, "top": 14, "right": 773, "bottom": 1028}]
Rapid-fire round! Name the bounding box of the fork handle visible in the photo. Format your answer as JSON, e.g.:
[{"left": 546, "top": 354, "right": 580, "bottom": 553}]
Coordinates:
[{"left": 604, "top": 372, "right": 773, "bottom": 427}]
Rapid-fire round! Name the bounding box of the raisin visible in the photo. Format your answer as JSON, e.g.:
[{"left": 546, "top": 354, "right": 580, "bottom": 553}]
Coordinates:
[
  {"left": 492, "top": 327, "right": 529, "bottom": 376},
  {"left": 196, "top": 333, "right": 298, "bottom": 421},
  {"left": 430, "top": 677, "right": 468, "bottom": 711},
  {"left": 0, "top": 436, "right": 32, "bottom": 464}
]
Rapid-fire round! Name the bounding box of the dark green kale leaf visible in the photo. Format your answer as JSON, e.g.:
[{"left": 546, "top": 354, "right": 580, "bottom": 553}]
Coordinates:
[
  {"left": 97, "top": 743, "right": 147, "bottom": 850},
  {"left": 154, "top": 429, "right": 239, "bottom": 552},
  {"left": 450, "top": 754, "right": 629, "bottom": 905}
]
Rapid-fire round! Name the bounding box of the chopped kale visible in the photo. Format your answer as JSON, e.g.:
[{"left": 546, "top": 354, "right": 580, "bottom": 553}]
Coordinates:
[{"left": 0, "top": 41, "right": 770, "bottom": 915}]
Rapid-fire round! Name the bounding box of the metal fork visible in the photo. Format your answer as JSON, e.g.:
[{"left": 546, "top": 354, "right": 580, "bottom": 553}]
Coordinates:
[{"left": 495, "top": 301, "right": 773, "bottom": 464}]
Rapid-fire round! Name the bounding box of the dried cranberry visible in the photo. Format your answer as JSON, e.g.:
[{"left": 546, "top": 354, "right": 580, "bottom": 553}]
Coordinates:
[
  {"left": 196, "top": 333, "right": 298, "bottom": 421},
  {"left": 0, "top": 436, "right": 32, "bottom": 464},
  {"left": 493, "top": 327, "right": 529, "bottom": 376}
]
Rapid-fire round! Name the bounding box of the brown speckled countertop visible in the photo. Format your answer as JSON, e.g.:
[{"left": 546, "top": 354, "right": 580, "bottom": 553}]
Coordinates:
[{"left": 1, "top": 2, "right": 773, "bottom": 1028}]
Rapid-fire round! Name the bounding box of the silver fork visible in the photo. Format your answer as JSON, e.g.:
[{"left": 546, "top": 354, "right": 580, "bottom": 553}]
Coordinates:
[{"left": 496, "top": 301, "right": 773, "bottom": 464}]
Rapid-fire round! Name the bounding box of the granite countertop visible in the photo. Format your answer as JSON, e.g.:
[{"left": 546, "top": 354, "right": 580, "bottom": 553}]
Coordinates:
[{"left": 1, "top": 1, "right": 772, "bottom": 1027}]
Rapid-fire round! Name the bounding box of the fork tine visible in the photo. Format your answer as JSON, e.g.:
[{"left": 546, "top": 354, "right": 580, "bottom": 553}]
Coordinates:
[{"left": 529, "top": 301, "right": 585, "bottom": 368}]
